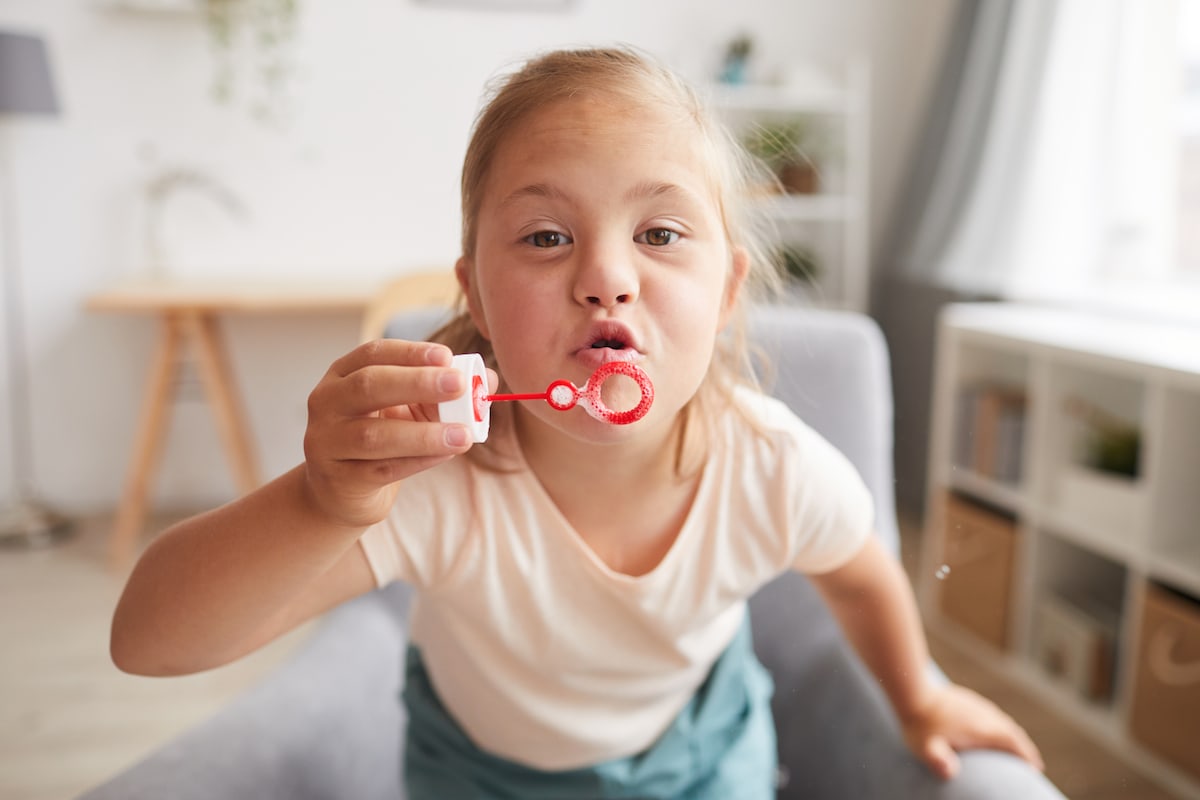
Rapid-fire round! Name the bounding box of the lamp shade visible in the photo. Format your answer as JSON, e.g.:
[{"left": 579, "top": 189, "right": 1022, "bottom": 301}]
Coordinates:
[{"left": 0, "top": 31, "right": 59, "bottom": 116}]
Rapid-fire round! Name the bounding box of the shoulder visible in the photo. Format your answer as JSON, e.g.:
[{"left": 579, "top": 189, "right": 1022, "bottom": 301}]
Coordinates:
[
  {"left": 715, "top": 385, "right": 875, "bottom": 573},
  {"left": 722, "top": 384, "right": 868, "bottom": 489},
  {"left": 722, "top": 385, "right": 834, "bottom": 457}
]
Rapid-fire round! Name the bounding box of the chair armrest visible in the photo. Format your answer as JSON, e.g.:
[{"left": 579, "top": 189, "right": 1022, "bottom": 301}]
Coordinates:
[{"left": 751, "top": 573, "right": 1063, "bottom": 799}]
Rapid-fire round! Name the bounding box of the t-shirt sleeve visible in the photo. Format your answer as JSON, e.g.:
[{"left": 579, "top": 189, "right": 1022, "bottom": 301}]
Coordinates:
[
  {"left": 785, "top": 423, "right": 875, "bottom": 574},
  {"left": 356, "top": 457, "right": 474, "bottom": 590},
  {"left": 745, "top": 394, "right": 874, "bottom": 575}
]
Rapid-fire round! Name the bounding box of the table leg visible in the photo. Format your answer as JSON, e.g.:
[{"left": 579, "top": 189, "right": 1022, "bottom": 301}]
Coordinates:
[
  {"left": 186, "top": 311, "right": 262, "bottom": 495},
  {"left": 109, "top": 314, "right": 184, "bottom": 567}
]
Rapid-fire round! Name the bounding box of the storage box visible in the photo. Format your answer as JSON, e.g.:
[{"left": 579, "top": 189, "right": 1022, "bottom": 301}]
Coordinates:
[
  {"left": 1129, "top": 584, "right": 1200, "bottom": 781},
  {"left": 1034, "top": 593, "right": 1118, "bottom": 703},
  {"left": 938, "top": 493, "right": 1018, "bottom": 650}
]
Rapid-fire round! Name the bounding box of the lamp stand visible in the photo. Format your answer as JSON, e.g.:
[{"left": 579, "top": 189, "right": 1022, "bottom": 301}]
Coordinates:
[
  {"left": 0, "top": 129, "right": 72, "bottom": 549},
  {"left": 0, "top": 500, "right": 71, "bottom": 549}
]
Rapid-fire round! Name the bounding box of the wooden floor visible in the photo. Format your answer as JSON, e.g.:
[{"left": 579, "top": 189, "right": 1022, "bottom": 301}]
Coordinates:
[
  {"left": 0, "top": 513, "right": 314, "bottom": 800},
  {"left": 0, "top": 512, "right": 1186, "bottom": 799}
]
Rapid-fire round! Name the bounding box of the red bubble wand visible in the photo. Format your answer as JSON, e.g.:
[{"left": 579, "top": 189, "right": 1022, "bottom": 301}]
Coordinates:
[{"left": 441, "top": 358, "right": 655, "bottom": 442}]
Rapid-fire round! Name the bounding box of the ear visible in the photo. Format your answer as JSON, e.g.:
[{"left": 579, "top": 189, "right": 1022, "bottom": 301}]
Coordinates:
[
  {"left": 455, "top": 255, "right": 492, "bottom": 340},
  {"left": 719, "top": 245, "right": 751, "bottom": 328}
]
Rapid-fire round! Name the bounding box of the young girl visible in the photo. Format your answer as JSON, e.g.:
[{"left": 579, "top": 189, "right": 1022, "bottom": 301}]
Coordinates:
[{"left": 112, "top": 46, "right": 1043, "bottom": 798}]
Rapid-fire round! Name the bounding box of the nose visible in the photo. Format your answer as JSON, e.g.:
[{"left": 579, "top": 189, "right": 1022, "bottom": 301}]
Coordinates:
[{"left": 572, "top": 242, "right": 639, "bottom": 309}]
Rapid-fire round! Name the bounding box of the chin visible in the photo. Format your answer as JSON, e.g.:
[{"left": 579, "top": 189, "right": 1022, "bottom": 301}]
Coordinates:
[{"left": 516, "top": 403, "right": 652, "bottom": 446}]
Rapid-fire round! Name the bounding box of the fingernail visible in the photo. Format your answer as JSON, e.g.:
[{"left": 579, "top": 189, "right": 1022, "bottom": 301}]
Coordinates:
[
  {"left": 444, "top": 425, "right": 469, "bottom": 447},
  {"left": 425, "top": 344, "right": 450, "bottom": 365},
  {"left": 439, "top": 370, "right": 464, "bottom": 394}
]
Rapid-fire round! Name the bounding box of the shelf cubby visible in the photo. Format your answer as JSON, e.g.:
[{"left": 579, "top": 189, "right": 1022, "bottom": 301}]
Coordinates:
[
  {"left": 947, "top": 341, "right": 1030, "bottom": 494},
  {"left": 1042, "top": 364, "right": 1147, "bottom": 551}
]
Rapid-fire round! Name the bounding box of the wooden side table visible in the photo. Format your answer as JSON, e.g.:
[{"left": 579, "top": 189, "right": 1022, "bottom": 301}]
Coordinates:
[{"left": 87, "top": 279, "right": 380, "bottom": 566}]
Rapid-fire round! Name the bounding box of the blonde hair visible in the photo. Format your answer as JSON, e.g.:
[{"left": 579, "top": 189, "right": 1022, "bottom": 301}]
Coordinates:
[{"left": 431, "top": 46, "right": 783, "bottom": 472}]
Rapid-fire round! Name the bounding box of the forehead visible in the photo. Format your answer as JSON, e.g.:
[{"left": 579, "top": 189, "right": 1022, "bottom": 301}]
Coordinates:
[{"left": 484, "top": 93, "right": 718, "bottom": 199}]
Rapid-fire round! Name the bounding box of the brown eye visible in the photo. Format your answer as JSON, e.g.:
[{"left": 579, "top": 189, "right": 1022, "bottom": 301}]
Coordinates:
[
  {"left": 638, "top": 228, "right": 680, "bottom": 246},
  {"left": 526, "top": 231, "right": 571, "bottom": 248}
]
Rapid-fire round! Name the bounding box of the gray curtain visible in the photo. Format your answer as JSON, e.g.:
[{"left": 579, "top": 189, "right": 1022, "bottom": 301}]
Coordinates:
[
  {"left": 888, "top": 0, "right": 1012, "bottom": 282},
  {"left": 886, "top": 0, "right": 1058, "bottom": 288},
  {"left": 873, "top": 0, "right": 1054, "bottom": 515}
]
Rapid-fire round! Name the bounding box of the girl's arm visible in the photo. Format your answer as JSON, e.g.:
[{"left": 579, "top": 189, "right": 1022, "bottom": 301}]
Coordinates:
[
  {"left": 111, "top": 465, "right": 376, "bottom": 676},
  {"left": 111, "top": 339, "right": 479, "bottom": 677},
  {"left": 808, "top": 536, "right": 1044, "bottom": 779}
]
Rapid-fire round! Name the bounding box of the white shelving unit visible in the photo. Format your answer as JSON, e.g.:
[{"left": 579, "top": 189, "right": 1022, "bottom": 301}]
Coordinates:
[
  {"left": 921, "top": 302, "right": 1200, "bottom": 800},
  {"left": 706, "top": 60, "right": 870, "bottom": 312}
]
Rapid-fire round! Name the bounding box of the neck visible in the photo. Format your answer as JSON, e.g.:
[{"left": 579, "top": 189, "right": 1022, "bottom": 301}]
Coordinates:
[
  {"left": 513, "top": 406, "right": 683, "bottom": 498},
  {"left": 511, "top": 405, "right": 705, "bottom": 577}
]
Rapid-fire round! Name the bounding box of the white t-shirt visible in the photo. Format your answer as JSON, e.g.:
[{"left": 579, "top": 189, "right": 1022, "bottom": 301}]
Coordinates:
[{"left": 358, "top": 389, "right": 874, "bottom": 771}]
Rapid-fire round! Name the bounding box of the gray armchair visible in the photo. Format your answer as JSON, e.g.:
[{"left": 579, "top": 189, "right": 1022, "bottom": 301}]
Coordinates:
[{"left": 81, "top": 305, "right": 1064, "bottom": 799}]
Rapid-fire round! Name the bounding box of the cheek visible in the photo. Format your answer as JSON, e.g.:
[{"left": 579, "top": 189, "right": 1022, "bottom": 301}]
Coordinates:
[
  {"left": 469, "top": 257, "right": 528, "bottom": 343},
  {"left": 667, "top": 302, "right": 724, "bottom": 386},
  {"left": 661, "top": 274, "right": 727, "bottom": 337},
  {"left": 481, "top": 306, "right": 551, "bottom": 385}
]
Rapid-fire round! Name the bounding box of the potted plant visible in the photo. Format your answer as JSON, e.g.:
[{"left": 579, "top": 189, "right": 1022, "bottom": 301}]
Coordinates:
[
  {"left": 719, "top": 33, "right": 754, "bottom": 85},
  {"left": 1063, "top": 396, "right": 1141, "bottom": 478},
  {"left": 776, "top": 244, "right": 822, "bottom": 285},
  {"left": 742, "top": 118, "right": 827, "bottom": 194}
]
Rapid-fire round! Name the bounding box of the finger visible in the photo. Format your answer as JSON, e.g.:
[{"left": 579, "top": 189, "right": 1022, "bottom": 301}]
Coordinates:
[
  {"left": 331, "top": 339, "right": 453, "bottom": 377},
  {"left": 1021, "top": 736, "right": 1045, "bottom": 773},
  {"left": 332, "top": 363, "right": 467, "bottom": 417},
  {"left": 975, "top": 721, "right": 1044, "bottom": 772},
  {"left": 923, "top": 735, "right": 960, "bottom": 780},
  {"left": 333, "top": 417, "right": 472, "bottom": 461}
]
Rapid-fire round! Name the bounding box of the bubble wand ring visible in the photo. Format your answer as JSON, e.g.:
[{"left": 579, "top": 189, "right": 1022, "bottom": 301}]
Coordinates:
[{"left": 440, "top": 356, "right": 655, "bottom": 442}]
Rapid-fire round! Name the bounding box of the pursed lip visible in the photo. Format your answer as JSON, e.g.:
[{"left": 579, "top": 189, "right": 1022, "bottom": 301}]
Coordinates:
[{"left": 571, "top": 320, "right": 643, "bottom": 367}]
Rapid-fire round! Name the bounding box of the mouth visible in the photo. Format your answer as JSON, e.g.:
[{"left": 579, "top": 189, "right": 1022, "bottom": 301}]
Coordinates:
[{"left": 575, "top": 321, "right": 642, "bottom": 364}]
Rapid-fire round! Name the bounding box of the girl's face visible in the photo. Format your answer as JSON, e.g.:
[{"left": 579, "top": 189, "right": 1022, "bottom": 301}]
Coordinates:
[{"left": 458, "top": 93, "right": 747, "bottom": 445}]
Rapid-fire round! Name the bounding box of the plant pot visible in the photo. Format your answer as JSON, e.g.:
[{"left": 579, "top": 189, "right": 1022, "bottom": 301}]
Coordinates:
[{"left": 779, "top": 161, "right": 819, "bottom": 194}]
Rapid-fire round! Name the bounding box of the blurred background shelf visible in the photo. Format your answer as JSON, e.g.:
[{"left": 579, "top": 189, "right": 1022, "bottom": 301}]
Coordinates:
[
  {"left": 708, "top": 59, "right": 870, "bottom": 312},
  {"left": 922, "top": 302, "right": 1200, "bottom": 800}
]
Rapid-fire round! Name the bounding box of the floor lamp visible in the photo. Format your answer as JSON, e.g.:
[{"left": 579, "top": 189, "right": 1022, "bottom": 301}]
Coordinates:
[{"left": 0, "top": 30, "right": 70, "bottom": 548}]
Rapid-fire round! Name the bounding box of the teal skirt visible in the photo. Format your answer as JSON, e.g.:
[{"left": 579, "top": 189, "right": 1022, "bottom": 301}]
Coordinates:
[{"left": 401, "top": 615, "right": 777, "bottom": 800}]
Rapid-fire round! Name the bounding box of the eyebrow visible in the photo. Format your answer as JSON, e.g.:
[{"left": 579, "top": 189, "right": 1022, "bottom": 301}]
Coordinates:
[
  {"left": 624, "top": 181, "right": 695, "bottom": 203},
  {"left": 497, "top": 180, "right": 700, "bottom": 208},
  {"left": 497, "top": 183, "right": 571, "bottom": 208}
]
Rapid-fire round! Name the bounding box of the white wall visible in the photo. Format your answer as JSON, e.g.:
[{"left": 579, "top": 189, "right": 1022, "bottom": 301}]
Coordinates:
[{"left": 0, "top": 0, "right": 953, "bottom": 514}]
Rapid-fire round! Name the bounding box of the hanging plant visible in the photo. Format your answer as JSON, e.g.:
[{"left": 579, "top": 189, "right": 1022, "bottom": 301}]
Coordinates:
[{"left": 203, "top": 0, "right": 300, "bottom": 125}]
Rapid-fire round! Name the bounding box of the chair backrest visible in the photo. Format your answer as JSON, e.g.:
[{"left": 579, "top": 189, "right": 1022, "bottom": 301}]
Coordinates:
[
  {"left": 380, "top": 303, "right": 898, "bottom": 554},
  {"left": 359, "top": 270, "right": 459, "bottom": 344},
  {"left": 747, "top": 304, "right": 898, "bottom": 554}
]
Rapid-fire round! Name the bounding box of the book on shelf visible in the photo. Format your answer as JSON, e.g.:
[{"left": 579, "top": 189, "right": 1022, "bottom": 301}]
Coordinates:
[{"left": 954, "top": 383, "right": 1027, "bottom": 484}]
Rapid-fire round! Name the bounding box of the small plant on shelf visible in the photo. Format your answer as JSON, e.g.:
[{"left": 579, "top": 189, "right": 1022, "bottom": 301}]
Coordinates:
[
  {"left": 1064, "top": 396, "right": 1141, "bottom": 478},
  {"left": 774, "top": 243, "right": 822, "bottom": 285},
  {"left": 742, "top": 119, "right": 828, "bottom": 195},
  {"left": 719, "top": 33, "right": 754, "bottom": 85}
]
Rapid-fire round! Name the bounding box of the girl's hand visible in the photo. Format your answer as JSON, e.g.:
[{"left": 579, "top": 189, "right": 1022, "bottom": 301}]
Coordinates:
[
  {"left": 301, "top": 339, "right": 487, "bottom": 528},
  {"left": 900, "top": 682, "right": 1045, "bottom": 780}
]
